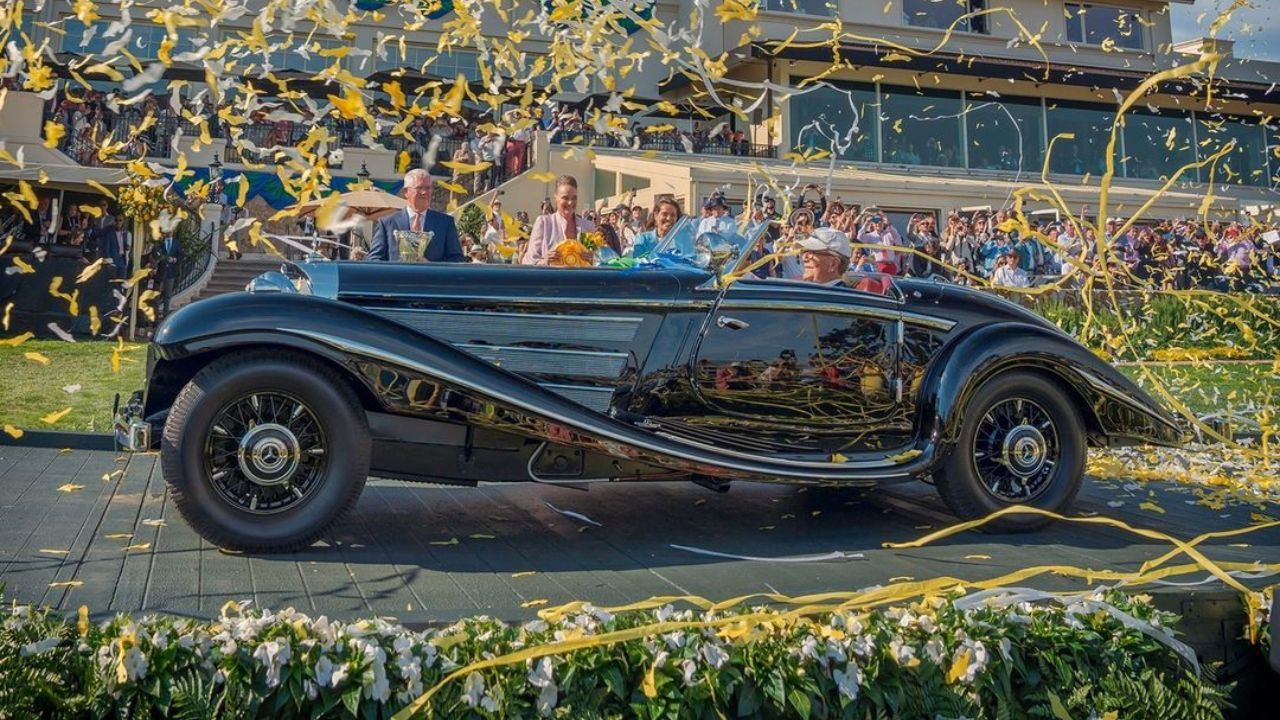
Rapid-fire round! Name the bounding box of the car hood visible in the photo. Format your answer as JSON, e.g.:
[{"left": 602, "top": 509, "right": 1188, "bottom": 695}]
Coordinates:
[{"left": 291, "top": 261, "right": 715, "bottom": 305}]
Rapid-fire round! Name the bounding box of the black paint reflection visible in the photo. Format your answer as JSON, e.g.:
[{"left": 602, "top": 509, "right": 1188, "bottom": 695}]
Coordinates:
[{"left": 689, "top": 309, "right": 906, "bottom": 452}]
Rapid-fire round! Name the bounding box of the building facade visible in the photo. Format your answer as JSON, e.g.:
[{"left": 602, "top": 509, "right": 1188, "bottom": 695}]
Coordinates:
[{"left": 9, "top": 0, "right": 1279, "bottom": 225}]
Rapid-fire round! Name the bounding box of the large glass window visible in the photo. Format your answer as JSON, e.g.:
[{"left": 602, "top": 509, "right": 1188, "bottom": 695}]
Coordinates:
[
  {"left": 1044, "top": 100, "right": 1114, "bottom": 176},
  {"left": 790, "top": 81, "right": 877, "bottom": 163},
  {"left": 63, "top": 20, "right": 196, "bottom": 60},
  {"left": 434, "top": 50, "right": 482, "bottom": 82},
  {"left": 903, "top": 0, "right": 988, "bottom": 34},
  {"left": 760, "top": 0, "right": 834, "bottom": 16},
  {"left": 1198, "top": 115, "right": 1268, "bottom": 187},
  {"left": 1065, "top": 3, "right": 1146, "bottom": 50},
  {"left": 374, "top": 45, "right": 439, "bottom": 73},
  {"left": 881, "top": 85, "right": 963, "bottom": 168},
  {"left": 1121, "top": 108, "right": 1197, "bottom": 182},
  {"left": 263, "top": 34, "right": 346, "bottom": 74},
  {"left": 1267, "top": 124, "right": 1280, "bottom": 189},
  {"left": 370, "top": 46, "right": 481, "bottom": 82},
  {"left": 965, "top": 94, "right": 1045, "bottom": 172}
]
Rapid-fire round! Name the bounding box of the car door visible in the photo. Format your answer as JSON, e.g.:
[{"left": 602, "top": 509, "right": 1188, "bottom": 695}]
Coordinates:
[{"left": 687, "top": 277, "right": 909, "bottom": 455}]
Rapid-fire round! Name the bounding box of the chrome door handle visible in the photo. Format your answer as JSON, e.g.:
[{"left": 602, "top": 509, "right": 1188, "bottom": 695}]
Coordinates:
[{"left": 716, "top": 316, "right": 750, "bottom": 330}]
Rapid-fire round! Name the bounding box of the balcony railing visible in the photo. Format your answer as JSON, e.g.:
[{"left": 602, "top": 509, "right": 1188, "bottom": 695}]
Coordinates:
[
  {"left": 224, "top": 120, "right": 349, "bottom": 169},
  {"left": 551, "top": 129, "right": 777, "bottom": 159},
  {"left": 42, "top": 103, "right": 178, "bottom": 166}
]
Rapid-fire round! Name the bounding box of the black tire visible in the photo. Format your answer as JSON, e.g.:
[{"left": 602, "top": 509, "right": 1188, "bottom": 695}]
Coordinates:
[
  {"left": 161, "top": 350, "right": 370, "bottom": 552},
  {"left": 933, "top": 371, "right": 1085, "bottom": 532}
]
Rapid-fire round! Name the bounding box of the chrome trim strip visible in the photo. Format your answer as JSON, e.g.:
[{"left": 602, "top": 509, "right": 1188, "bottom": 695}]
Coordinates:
[
  {"left": 1074, "top": 368, "right": 1183, "bottom": 432},
  {"left": 340, "top": 292, "right": 712, "bottom": 310},
  {"left": 457, "top": 344, "right": 629, "bottom": 360},
  {"left": 719, "top": 299, "right": 956, "bottom": 331},
  {"left": 284, "top": 329, "right": 917, "bottom": 478},
  {"left": 733, "top": 278, "right": 902, "bottom": 304}
]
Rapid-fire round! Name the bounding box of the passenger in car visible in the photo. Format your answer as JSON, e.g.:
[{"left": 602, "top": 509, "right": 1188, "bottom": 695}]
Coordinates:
[{"left": 796, "top": 228, "right": 851, "bottom": 286}]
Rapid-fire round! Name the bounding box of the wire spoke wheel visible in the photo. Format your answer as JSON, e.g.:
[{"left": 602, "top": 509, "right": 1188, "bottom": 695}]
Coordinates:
[
  {"left": 971, "top": 396, "right": 1059, "bottom": 503},
  {"left": 204, "top": 391, "right": 327, "bottom": 514}
]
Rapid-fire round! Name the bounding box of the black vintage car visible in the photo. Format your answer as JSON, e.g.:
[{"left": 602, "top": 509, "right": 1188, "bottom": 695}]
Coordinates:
[{"left": 115, "top": 219, "right": 1184, "bottom": 551}]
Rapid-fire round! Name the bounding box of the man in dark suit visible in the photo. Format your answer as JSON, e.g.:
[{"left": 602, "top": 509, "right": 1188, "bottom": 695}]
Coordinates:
[
  {"left": 154, "top": 233, "right": 183, "bottom": 318},
  {"left": 366, "top": 168, "right": 464, "bottom": 262}
]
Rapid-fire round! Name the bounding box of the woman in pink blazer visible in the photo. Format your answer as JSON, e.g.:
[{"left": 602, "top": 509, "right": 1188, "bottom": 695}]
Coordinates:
[{"left": 521, "top": 174, "right": 595, "bottom": 265}]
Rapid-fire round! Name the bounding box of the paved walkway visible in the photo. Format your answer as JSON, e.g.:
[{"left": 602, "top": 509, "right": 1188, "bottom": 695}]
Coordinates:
[{"left": 0, "top": 447, "right": 1275, "bottom": 634}]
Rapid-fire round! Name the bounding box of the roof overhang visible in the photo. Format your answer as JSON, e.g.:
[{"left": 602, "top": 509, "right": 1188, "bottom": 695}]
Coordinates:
[
  {"left": 0, "top": 142, "right": 129, "bottom": 188},
  {"left": 661, "top": 41, "right": 1277, "bottom": 105}
]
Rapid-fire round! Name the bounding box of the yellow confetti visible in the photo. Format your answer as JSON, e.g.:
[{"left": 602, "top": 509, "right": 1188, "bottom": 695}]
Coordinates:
[
  {"left": 642, "top": 660, "right": 659, "bottom": 699},
  {"left": 963, "top": 554, "right": 992, "bottom": 560},
  {"left": 41, "top": 407, "right": 73, "bottom": 425},
  {"left": 946, "top": 648, "right": 972, "bottom": 684},
  {"left": 527, "top": 171, "right": 557, "bottom": 183},
  {"left": 4, "top": 425, "right": 24, "bottom": 439},
  {"left": 42, "top": 120, "right": 65, "bottom": 149},
  {"left": 429, "top": 537, "right": 459, "bottom": 546},
  {"left": 23, "top": 352, "right": 50, "bottom": 365},
  {"left": 1139, "top": 501, "right": 1166, "bottom": 515},
  {"left": 122, "top": 543, "right": 152, "bottom": 552},
  {"left": 104, "top": 533, "right": 132, "bottom": 540},
  {"left": 511, "top": 571, "right": 537, "bottom": 578},
  {"left": 48, "top": 580, "right": 83, "bottom": 588},
  {"left": 0, "top": 332, "right": 33, "bottom": 347},
  {"left": 38, "top": 549, "right": 69, "bottom": 556},
  {"left": 57, "top": 483, "right": 84, "bottom": 493},
  {"left": 520, "top": 599, "right": 549, "bottom": 608}
]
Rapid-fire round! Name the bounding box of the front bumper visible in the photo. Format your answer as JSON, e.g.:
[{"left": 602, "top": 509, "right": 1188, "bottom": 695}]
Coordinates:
[{"left": 114, "top": 389, "right": 151, "bottom": 452}]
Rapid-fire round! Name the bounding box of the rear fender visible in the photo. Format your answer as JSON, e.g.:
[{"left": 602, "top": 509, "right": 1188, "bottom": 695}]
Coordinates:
[{"left": 915, "top": 323, "right": 1184, "bottom": 467}]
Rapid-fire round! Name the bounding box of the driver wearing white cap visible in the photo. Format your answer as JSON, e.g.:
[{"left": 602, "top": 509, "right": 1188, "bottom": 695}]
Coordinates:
[{"left": 796, "top": 227, "right": 852, "bottom": 285}]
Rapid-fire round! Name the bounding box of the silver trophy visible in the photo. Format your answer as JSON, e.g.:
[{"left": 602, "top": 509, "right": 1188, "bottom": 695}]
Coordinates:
[{"left": 394, "top": 229, "right": 434, "bottom": 262}]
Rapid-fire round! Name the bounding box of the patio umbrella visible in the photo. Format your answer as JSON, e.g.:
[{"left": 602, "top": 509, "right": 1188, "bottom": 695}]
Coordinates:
[{"left": 293, "top": 188, "right": 407, "bottom": 221}]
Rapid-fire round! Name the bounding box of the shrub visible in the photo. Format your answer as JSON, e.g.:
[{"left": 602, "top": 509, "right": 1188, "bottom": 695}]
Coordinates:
[
  {"left": 1033, "top": 293, "right": 1280, "bottom": 361},
  {"left": 0, "top": 588, "right": 1241, "bottom": 719}
]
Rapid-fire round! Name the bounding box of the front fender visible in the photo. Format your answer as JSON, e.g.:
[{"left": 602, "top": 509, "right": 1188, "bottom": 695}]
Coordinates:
[
  {"left": 916, "top": 322, "right": 1185, "bottom": 465},
  {"left": 150, "top": 292, "right": 937, "bottom": 483}
]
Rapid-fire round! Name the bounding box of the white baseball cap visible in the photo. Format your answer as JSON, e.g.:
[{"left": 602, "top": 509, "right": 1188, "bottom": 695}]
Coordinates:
[{"left": 797, "top": 227, "right": 852, "bottom": 259}]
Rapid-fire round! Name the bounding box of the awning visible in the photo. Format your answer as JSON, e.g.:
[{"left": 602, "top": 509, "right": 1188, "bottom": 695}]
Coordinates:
[{"left": 0, "top": 141, "right": 129, "bottom": 189}]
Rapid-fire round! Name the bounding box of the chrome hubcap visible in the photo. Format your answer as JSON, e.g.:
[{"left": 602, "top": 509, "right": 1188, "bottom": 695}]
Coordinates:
[
  {"left": 973, "top": 397, "right": 1059, "bottom": 502},
  {"left": 237, "top": 423, "right": 301, "bottom": 487},
  {"left": 205, "top": 392, "right": 326, "bottom": 514}
]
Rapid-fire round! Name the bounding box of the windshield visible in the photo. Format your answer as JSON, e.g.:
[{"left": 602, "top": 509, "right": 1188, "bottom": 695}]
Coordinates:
[{"left": 646, "top": 216, "right": 772, "bottom": 273}]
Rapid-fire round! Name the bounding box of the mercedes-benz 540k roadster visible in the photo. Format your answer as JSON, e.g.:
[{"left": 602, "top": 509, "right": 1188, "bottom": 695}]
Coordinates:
[{"left": 116, "top": 219, "right": 1184, "bottom": 551}]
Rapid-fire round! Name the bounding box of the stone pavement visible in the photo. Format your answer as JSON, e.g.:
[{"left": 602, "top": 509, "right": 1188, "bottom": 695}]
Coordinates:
[{"left": 0, "top": 447, "right": 1276, "bottom": 634}]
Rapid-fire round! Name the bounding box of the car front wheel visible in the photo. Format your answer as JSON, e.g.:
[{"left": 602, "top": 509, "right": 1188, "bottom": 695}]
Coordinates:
[
  {"left": 161, "top": 350, "right": 370, "bottom": 552},
  {"left": 933, "top": 371, "right": 1085, "bottom": 532}
]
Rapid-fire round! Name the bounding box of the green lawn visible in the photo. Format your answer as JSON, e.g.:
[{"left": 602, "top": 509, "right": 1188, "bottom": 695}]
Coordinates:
[
  {"left": 0, "top": 339, "right": 146, "bottom": 433},
  {"left": 1118, "top": 362, "right": 1279, "bottom": 417},
  {"left": 0, "top": 338, "right": 1275, "bottom": 434}
]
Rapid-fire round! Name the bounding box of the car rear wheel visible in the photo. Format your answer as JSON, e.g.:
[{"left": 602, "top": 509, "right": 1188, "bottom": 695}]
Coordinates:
[
  {"left": 161, "top": 350, "right": 370, "bottom": 552},
  {"left": 933, "top": 371, "right": 1085, "bottom": 532}
]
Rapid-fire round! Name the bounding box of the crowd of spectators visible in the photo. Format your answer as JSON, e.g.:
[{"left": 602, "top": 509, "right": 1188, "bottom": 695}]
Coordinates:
[
  {"left": 432, "top": 181, "right": 1280, "bottom": 297},
  {"left": 546, "top": 105, "right": 767, "bottom": 157}
]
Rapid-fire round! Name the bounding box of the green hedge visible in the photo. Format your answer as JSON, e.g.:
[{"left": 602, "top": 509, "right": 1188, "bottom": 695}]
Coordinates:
[
  {"left": 0, "top": 588, "right": 1242, "bottom": 719},
  {"left": 1033, "top": 294, "right": 1280, "bottom": 361}
]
